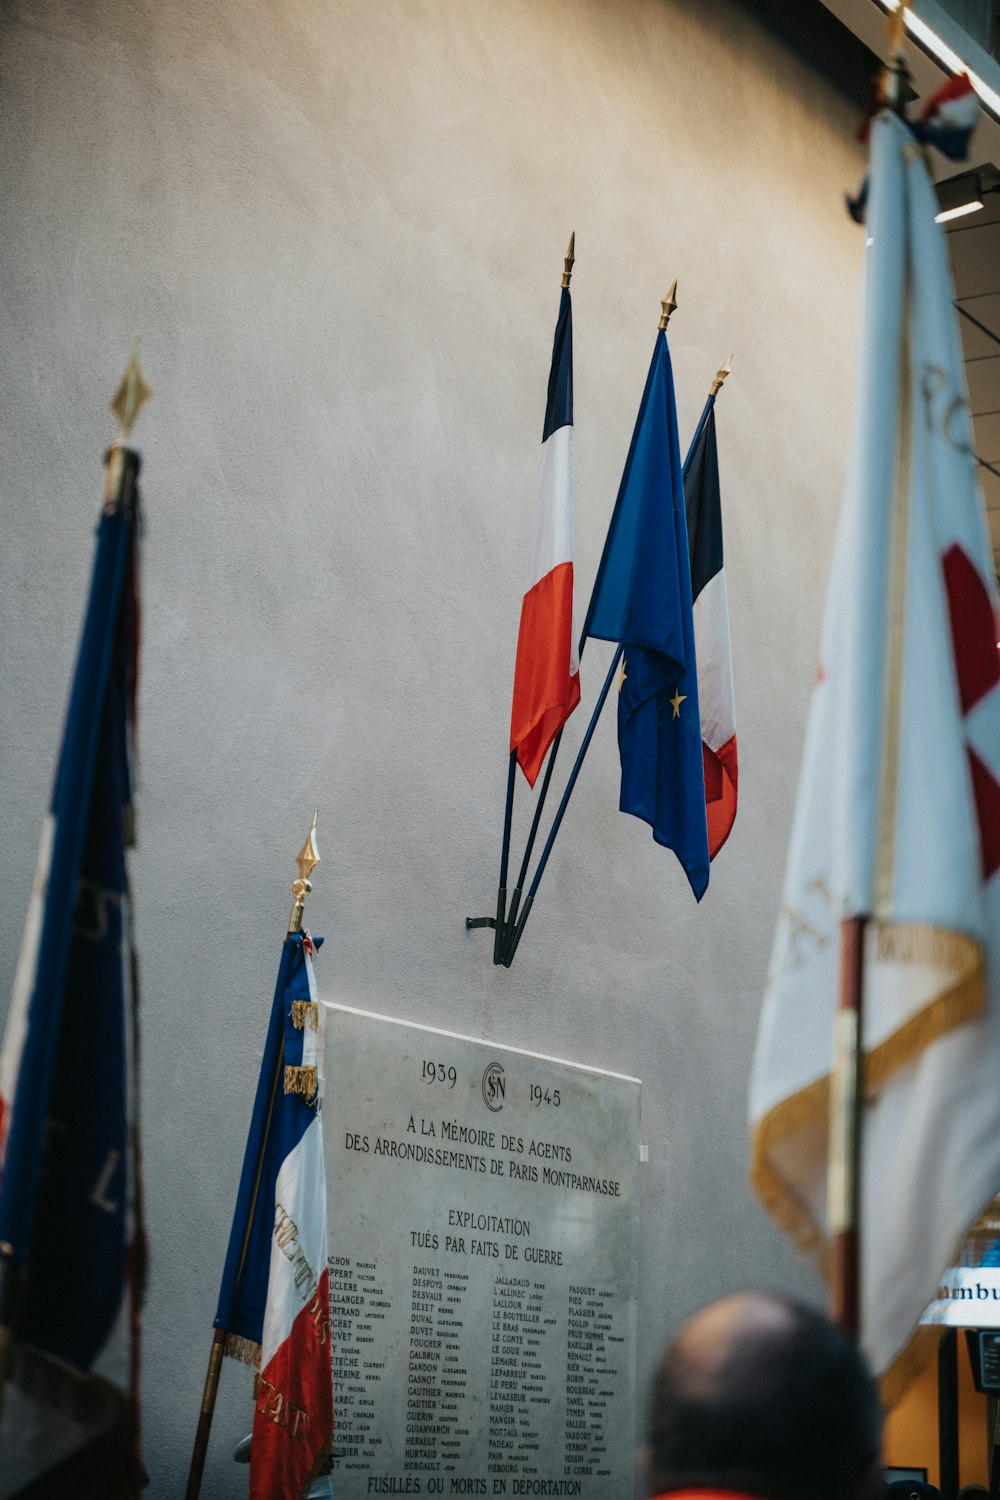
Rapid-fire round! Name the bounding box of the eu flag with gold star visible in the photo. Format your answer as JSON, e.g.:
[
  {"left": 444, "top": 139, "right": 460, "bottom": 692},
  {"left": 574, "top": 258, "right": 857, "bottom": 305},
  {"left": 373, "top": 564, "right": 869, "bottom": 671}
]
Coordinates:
[{"left": 583, "top": 330, "right": 709, "bottom": 899}]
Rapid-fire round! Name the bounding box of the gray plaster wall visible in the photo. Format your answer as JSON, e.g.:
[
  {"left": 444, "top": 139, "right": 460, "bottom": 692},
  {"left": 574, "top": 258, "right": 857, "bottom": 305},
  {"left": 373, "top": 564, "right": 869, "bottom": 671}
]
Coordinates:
[{"left": 0, "top": 0, "right": 865, "bottom": 1491}]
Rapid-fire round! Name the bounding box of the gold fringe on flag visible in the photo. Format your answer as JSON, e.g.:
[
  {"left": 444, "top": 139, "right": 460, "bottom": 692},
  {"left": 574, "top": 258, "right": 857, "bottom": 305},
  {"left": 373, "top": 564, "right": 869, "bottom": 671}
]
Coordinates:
[
  {"left": 866, "top": 924, "right": 984, "bottom": 1091},
  {"left": 291, "top": 1000, "right": 319, "bottom": 1030},
  {"left": 284, "top": 1064, "right": 318, "bottom": 1102},
  {"left": 222, "top": 1331, "right": 261, "bottom": 1368},
  {"left": 750, "top": 919, "right": 988, "bottom": 1407},
  {"left": 307, "top": 1433, "right": 335, "bottom": 1490}
]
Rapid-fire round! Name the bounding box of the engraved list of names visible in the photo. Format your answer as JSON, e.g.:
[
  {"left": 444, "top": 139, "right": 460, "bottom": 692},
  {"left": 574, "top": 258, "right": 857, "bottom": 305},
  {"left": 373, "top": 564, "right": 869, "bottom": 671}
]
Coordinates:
[{"left": 321, "top": 1006, "right": 641, "bottom": 1500}]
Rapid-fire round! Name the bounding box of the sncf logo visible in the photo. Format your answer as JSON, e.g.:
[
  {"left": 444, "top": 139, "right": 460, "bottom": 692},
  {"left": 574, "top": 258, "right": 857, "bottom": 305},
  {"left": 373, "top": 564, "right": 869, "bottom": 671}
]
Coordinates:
[{"left": 481, "top": 1062, "right": 505, "bottom": 1112}]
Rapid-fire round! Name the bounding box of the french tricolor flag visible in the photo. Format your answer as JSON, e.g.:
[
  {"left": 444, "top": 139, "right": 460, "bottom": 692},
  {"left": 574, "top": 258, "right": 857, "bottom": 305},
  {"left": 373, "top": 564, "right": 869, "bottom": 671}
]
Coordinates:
[
  {"left": 916, "top": 72, "right": 979, "bottom": 161},
  {"left": 685, "top": 406, "right": 738, "bottom": 859},
  {"left": 509, "top": 281, "right": 581, "bottom": 786},
  {"left": 215, "top": 932, "right": 333, "bottom": 1500}
]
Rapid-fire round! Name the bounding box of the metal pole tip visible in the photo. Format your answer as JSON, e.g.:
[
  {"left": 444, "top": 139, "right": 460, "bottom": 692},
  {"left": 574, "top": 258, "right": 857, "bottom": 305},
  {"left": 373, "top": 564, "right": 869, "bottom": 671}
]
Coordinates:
[
  {"left": 658, "top": 280, "right": 678, "bottom": 331},
  {"left": 109, "top": 339, "right": 152, "bottom": 442},
  {"left": 562, "top": 232, "right": 576, "bottom": 289}
]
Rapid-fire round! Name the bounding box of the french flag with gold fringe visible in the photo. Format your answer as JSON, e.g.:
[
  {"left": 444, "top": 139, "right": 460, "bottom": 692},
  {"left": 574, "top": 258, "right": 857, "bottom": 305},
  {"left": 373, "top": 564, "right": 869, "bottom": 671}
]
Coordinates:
[
  {"left": 215, "top": 932, "right": 332, "bottom": 1499},
  {"left": 509, "top": 285, "right": 581, "bottom": 786}
]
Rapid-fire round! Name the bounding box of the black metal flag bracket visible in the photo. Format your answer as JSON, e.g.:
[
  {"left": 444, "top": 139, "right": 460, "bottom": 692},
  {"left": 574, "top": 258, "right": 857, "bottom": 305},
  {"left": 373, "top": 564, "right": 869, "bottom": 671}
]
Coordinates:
[{"left": 465, "top": 916, "right": 496, "bottom": 930}]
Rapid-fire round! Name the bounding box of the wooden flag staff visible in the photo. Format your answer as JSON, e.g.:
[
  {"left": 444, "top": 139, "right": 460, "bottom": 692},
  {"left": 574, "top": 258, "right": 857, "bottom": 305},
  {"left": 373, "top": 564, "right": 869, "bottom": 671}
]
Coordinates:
[
  {"left": 828, "top": 916, "right": 866, "bottom": 1338},
  {"left": 825, "top": 0, "right": 913, "bottom": 1346},
  {"left": 503, "top": 336, "right": 733, "bottom": 969},
  {"left": 183, "top": 812, "right": 320, "bottom": 1500}
]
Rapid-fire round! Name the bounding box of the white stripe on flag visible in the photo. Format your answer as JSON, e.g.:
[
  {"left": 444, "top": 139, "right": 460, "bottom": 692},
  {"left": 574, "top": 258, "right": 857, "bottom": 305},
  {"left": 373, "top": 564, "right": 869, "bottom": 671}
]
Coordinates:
[
  {"left": 692, "top": 570, "right": 735, "bottom": 753},
  {"left": 260, "top": 1113, "right": 328, "bottom": 1371},
  {"left": 0, "top": 814, "right": 55, "bottom": 1163},
  {"left": 524, "top": 426, "right": 572, "bottom": 584}
]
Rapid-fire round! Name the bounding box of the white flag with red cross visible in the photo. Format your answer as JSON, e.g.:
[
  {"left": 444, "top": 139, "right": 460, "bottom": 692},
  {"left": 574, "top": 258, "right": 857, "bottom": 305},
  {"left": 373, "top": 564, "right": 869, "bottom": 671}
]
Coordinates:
[{"left": 750, "top": 108, "right": 1000, "bottom": 1403}]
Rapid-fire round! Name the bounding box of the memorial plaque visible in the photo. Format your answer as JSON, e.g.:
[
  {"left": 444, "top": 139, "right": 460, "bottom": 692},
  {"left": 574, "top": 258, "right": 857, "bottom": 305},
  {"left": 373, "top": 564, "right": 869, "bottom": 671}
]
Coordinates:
[{"left": 321, "top": 1004, "right": 641, "bottom": 1499}]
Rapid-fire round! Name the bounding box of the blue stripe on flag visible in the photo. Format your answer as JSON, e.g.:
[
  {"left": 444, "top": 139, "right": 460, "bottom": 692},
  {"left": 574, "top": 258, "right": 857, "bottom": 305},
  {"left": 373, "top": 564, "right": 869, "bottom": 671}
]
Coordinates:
[{"left": 541, "top": 287, "right": 573, "bottom": 443}]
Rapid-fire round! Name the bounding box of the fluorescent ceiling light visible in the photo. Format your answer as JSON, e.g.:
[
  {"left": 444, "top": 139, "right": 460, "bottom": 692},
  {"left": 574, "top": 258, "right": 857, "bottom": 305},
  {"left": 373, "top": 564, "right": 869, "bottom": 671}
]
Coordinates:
[
  {"left": 935, "top": 198, "right": 985, "bottom": 221},
  {"left": 880, "top": 0, "right": 1000, "bottom": 119}
]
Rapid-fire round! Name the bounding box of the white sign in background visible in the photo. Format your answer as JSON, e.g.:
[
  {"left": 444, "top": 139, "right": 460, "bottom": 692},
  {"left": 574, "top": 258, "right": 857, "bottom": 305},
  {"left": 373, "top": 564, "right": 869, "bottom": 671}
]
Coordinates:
[
  {"left": 320, "top": 1005, "right": 641, "bottom": 1499},
  {"left": 921, "top": 1266, "right": 1000, "bottom": 1329}
]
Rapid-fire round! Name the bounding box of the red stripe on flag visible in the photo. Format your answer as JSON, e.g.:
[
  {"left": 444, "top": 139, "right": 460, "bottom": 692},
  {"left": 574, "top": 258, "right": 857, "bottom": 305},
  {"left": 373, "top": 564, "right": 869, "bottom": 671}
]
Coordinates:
[
  {"left": 250, "top": 1266, "right": 333, "bottom": 1500},
  {"left": 968, "top": 746, "right": 1000, "bottom": 881},
  {"left": 704, "top": 735, "right": 738, "bottom": 860},
  {"left": 510, "top": 561, "right": 580, "bottom": 787},
  {"left": 943, "top": 543, "right": 1000, "bottom": 714}
]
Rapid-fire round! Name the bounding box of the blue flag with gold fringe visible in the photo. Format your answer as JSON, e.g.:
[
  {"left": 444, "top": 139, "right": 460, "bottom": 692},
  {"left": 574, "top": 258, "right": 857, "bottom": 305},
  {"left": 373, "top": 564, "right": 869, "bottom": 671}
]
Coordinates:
[{"left": 583, "top": 330, "right": 709, "bottom": 899}]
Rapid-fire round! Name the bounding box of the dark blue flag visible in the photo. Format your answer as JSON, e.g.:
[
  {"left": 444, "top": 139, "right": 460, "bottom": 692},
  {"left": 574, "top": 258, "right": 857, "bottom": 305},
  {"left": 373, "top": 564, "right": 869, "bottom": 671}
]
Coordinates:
[
  {"left": 583, "top": 332, "right": 709, "bottom": 899},
  {"left": 0, "top": 444, "right": 143, "bottom": 1475}
]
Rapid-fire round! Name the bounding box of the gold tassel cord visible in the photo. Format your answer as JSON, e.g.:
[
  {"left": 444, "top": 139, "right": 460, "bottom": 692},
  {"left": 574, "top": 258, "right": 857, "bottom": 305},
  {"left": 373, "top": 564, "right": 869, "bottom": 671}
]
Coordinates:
[
  {"left": 866, "top": 924, "right": 985, "bottom": 1091},
  {"left": 291, "top": 1000, "right": 319, "bottom": 1031},
  {"left": 875, "top": 921, "right": 984, "bottom": 969},
  {"left": 221, "top": 1331, "right": 261, "bottom": 1369},
  {"left": 284, "top": 1064, "right": 318, "bottom": 1102}
]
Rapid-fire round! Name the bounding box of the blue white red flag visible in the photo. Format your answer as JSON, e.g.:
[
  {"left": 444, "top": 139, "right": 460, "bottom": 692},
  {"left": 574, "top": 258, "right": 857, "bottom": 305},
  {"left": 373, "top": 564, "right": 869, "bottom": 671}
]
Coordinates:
[
  {"left": 215, "top": 931, "right": 333, "bottom": 1499},
  {"left": 0, "top": 444, "right": 143, "bottom": 1490},
  {"left": 584, "top": 329, "right": 710, "bottom": 900},
  {"left": 509, "top": 286, "right": 581, "bottom": 786}
]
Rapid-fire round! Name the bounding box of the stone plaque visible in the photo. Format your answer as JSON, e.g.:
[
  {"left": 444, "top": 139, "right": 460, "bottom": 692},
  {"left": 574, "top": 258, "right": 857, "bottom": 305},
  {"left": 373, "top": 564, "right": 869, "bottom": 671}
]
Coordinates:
[{"left": 321, "top": 1004, "right": 641, "bottom": 1499}]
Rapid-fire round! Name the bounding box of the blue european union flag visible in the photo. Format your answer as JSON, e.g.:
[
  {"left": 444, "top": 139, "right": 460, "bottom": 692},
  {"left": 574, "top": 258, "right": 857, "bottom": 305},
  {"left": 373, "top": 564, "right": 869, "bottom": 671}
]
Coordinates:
[{"left": 583, "top": 332, "right": 709, "bottom": 900}]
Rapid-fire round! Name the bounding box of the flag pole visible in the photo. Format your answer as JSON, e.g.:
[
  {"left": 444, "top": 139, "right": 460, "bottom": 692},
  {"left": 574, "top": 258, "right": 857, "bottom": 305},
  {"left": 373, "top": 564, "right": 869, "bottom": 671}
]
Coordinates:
[
  {"left": 827, "top": 0, "right": 913, "bottom": 1343},
  {"left": 0, "top": 346, "right": 149, "bottom": 1426},
  {"left": 183, "top": 812, "right": 320, "bottom": 1500},
  {"left": 503, "top": 332, "right": 732, "bottom": 968},
  {"left": 880, "top": 0, "right": 913, "bottom": 116},
  {"left": 827, "top": 916, "right": 866, "bottom": 1337},
  {"left": 493, "top": 751, "right": 517, "bottom": 964},
  {"left": 503, "top": 645, "right": 623, "bottom": 965}
]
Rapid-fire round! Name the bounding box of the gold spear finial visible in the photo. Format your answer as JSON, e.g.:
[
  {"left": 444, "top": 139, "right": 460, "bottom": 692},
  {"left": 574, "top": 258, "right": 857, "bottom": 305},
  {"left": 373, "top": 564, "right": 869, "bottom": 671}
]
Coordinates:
[
  {"left": 561, "top": 232, "right": 576, "bottom": 290},
  {"left": 288, "top": 809, "right": 320, "bottom": 934},
  {"left": 710, "top": 352, "right": 734, "bottom": 399},
  {"left": 658, "top": 280, "right": 678, "bottom": 331},
  {"left": 109, "top": 340, "right": 152, "bottom": 443},
  {"left": 886, "top": 0, "right": 911, "bottom": 56}
]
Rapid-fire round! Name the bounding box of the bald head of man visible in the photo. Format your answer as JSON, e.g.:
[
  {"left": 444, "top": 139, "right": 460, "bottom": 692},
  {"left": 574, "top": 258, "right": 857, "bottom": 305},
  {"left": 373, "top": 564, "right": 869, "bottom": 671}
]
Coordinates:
[{"left": 646, "top": 1292, "right": 884, "bottom": 1500}]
